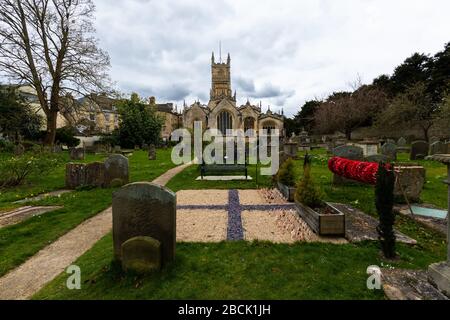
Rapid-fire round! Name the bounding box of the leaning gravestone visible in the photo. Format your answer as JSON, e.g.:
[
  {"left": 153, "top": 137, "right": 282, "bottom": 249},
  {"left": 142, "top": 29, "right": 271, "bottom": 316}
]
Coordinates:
[
  {"left": 365, "top": 154, "right": 390, "bottom": 163},
  {"left": 148, "top": 144, "right": 156, "bottom": 160},
  {"left": 332, "top": 145, "right": 364, "bottom": 185},
  {"left": 333, "top": 145, "right": 364, "bottom": 160},
  {"left": 381, "top": 142, "right": 397, "bottom": 161},
  {"left": 430, "top": 141, "right": 447, "bottom": 155},
  {"left": 113, "top": 182, "right": 176, "bottom": 269},
  {"left": 69, "top": 147, "right": 85, "bottom": 160},
  {"left": 105, "top": 154, "right": 129, "bottom": 187},
  {"left": 410, "top": 141, "right": 429, "bottom": 160}
]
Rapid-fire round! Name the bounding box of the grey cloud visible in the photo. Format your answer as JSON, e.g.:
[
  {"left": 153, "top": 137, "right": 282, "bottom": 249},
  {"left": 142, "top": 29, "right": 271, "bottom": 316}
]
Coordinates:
[{"left": 91, "top": 0, "right": 450, "bottom": 117}]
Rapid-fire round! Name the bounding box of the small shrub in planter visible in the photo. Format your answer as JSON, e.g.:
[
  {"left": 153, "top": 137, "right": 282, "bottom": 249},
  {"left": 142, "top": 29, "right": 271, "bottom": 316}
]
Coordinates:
[
  {"left": 295, "top": 155, "right": 345, "bottom": 236},
  {"left": 276, "top": 158, "right": 297, "bottom": 201}
]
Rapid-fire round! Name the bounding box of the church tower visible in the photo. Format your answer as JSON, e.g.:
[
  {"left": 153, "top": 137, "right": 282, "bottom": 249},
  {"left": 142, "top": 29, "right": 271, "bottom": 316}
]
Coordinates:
[{"left": 210, "top": 52, "right": 234, "bottom": 102}]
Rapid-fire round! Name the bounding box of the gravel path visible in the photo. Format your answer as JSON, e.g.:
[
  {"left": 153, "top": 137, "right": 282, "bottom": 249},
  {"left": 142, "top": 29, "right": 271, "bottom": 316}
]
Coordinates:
[
  {"left": 0, "top": 162, "right": 192, "bottom": 300},
  {"left": 0, "top": 208, "right": 112, "bottom": 300}
]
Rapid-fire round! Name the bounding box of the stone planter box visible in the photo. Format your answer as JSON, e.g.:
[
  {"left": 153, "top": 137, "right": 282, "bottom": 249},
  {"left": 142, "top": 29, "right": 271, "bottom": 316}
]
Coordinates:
[
  {"left": 295, "top": 201, "right": 346, "bottom": 236},
  {"left": 277, "top": 181, "right": 296, "bottom": 202}
]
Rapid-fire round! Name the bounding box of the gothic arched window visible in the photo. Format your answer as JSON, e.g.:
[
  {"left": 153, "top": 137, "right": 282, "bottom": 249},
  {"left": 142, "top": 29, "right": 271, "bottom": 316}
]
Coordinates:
[
  {"left": 244, "top": 117, "right": 256, "bottom": 135},
  {"left": 217, "top": 111, "right": 233, "bottom": 135},
  {"left": 262, "top": 121, "right": 276, "bottom": 135}
]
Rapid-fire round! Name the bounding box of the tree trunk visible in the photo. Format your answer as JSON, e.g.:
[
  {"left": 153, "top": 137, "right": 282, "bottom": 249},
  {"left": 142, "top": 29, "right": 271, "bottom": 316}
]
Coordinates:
[
  {"left": 44, "top": 110, "right": 58, "bottom": 146},
  {"left": 345, "top": 129, "right": 352, "bottom": 141}
]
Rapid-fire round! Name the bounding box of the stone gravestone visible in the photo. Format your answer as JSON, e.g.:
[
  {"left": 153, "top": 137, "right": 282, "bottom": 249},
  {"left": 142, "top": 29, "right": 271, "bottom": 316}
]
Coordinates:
[
  {"left": 105, "top": 154, "right": 129, "bottom": 187},
  {"left": 365, "top": 154, "right": 390, "bottom": 163},
  {"left": 53, "top": 144, "right": 63, "bottom": 153},
  {"left": 113, "top": 145, "right": 121, "bottom": 154},
  {"left": 381, "top": 142, "right": 397, "bottom": 161},
  {"left": 85, "top": 162, "right": 106, "bottom": 187},
  {"left": 410, "top": 141, "right": 429, "bottom": 160},
  {"left": 394, "top": 164, "right": 426, "bottom": 203},
  {"left": 332, "top": 145, "right": 364, "bottom": 185},
  {"left": 148, "top": 144, "right": 156, "bottom": 160},
  {"left": 398, "top": 137, "right": 407, "bottom": 147},
  {"left": 430, "top": 141, "right": 447, "bottom": 155},
  {"left": 65, "top": 163, "right": 86, "bottom": 189},
  {"left": 65, "top": 162, "right": 105, "bottom": 189},
  {"left": 333, "top": 145, "right": 364, "bottom": 160},
  {"left": 113, "top": 182, "right": 176, "bottom": 271},
  {"left": 386, "top": 139, "right": 396, "bottom": 145},
  {"left": 430, "top": 136, "right": 440, "bottom": 144},
  {"left": 69, "top": 147, "right": 85, "bottom": 160}
]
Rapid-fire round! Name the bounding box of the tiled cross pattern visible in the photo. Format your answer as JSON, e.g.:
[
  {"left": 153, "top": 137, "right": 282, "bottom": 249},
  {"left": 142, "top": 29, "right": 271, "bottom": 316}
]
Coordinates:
[{"left": 177, "top": 190, "right": 296, "bottom": 241}]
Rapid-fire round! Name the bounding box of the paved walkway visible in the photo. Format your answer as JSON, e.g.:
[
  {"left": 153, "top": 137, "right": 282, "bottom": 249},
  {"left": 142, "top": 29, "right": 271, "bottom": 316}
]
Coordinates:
[{"left": 0, "top": 162, "right": 191, "bottom": 300}]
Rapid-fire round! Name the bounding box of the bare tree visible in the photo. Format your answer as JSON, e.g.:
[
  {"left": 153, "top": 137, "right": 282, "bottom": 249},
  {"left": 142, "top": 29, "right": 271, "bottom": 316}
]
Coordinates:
[
  {"left": 314, "top": 85, "right": 388, "bottom": 140},
  {"left": 0, "top": 0, "right": 111, "bottom": 145}
]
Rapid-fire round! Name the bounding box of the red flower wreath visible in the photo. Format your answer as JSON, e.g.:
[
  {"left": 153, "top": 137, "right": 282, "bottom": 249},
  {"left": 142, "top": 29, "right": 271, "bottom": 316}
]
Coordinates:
[{"left": 328, "top": 157, "right": 391, "bottom": 185}]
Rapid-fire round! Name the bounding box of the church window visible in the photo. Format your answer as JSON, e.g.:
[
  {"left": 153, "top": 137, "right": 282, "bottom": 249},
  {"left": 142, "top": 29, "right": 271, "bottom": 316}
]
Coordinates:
[{"left": 217, "top": 111, "right": 233, "bottom": 135}]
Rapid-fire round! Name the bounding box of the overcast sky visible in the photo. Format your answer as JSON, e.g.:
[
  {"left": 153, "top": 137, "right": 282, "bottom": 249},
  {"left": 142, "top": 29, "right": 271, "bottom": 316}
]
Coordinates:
[{"left": 93, "top": 0, "right": 450, "bottom": 117}]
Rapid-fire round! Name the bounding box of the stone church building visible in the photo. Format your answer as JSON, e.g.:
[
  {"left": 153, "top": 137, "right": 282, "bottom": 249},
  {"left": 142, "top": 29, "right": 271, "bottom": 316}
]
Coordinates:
[{"left": 183, "top": 52, "right": 284, "bottom": 136}]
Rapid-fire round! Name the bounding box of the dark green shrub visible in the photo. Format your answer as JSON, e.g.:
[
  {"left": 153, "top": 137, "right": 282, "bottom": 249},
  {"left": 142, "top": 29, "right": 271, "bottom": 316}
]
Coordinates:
[
  {"left": 0, "top": 151, "right": 63, "bottom": 188},
  {"left": 277, "top": 158, "right": 296, "bottom": 187},
  {"left": 0, "top": 139, "right": 14, "bottom": 153},
  {"left": 55, "top": 127, "right": 80, "bottom": 147},
  {"left": 295, "top": 154, "right": 324, "bottom": 208}
]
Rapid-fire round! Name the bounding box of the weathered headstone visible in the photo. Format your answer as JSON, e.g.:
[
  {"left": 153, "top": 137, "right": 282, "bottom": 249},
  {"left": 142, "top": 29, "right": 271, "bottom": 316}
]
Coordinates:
[
  {"left": 105, "top": 154, "right": 129, "bottom": 187},
  {"left": 410, "top": 141, "right": 429, "bottom": 160},
  {"left": 112, "top": 182, "right": 176, "bottom": 266},
  {"left": 283, "top": 142, "right": 298, "bottom": 159},
  {"left": 69, "top": 147, "right": 85, "bottom": 160},
  {"left": 65, "top": 162, "right": 106, "bottom": 189},
  {"left": 386, "top": 139, "right": 396, "bottom": 144},
  {"left": 85, "top": 146, "right": 96, "bottom": 154},
  {"left": 333, "top": 145, "right": 364, "bottom": 160},
  {"left": 398, "top": 137, "right": 407, "bottom": 147},
  {"left": 365, "top": 154, "right": 390, "bottom": 163},
  {"left": 332, "top": 145, "right": 364, "bottom": 185},
  {"left": 394, "top": 165, "right": 426, "bottom": 203},
  {"left": 85, "top": 162, "right": 106, "bottom": 187},
  {"left": 430, "top": 141, "right": 447, "bottom": 155},
  {"left": 113, "top": 145, "right": 121, "bottom": 154},
  {"left": 121, "top": 236, "right": 162, "bottom": 274},
  {"left": 148, "top": 144, "right": 156, "bottom": 160},
  {"left": 65, "top": 163, "right": 86, "bottom": 189},
  {"left": 430, "top": 136, "right": 440, "bottom": 144},
  {"left": 53, "top": 144, "right": 63, "bottom": 153},
  {"left": 381, "top": 142, "right": 397, "bottom": 161}
]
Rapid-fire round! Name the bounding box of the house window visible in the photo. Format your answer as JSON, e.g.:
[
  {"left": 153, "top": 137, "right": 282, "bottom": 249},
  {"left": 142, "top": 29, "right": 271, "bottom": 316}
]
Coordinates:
[{"left": 217, "top": 111, "right": 233, "bottom": 135}]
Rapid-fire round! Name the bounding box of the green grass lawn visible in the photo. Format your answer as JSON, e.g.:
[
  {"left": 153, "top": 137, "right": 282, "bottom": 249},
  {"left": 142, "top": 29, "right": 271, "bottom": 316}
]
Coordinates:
[
  {"left": 31, "top": 147, "right": 448, "bottom": 300},
  {"left": 166, "top": 164, "right": 273, "bottom": 191},
  {"left": 0, "top": 149, "right": 176, "bottom": 277}
]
